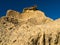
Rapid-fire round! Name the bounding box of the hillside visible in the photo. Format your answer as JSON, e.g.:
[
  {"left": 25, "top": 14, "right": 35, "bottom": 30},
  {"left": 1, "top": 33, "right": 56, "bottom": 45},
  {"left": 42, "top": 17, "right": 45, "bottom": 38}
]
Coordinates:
[{"left": 0, "top": 6, "right": 60, "bottom": 45}]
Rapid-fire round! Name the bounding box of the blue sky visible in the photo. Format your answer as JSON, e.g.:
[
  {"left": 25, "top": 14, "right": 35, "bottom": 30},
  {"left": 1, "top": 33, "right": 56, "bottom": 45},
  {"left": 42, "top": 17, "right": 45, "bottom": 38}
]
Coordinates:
[{"left": 0, "top": 0, "right": 60, "bottom": 19}]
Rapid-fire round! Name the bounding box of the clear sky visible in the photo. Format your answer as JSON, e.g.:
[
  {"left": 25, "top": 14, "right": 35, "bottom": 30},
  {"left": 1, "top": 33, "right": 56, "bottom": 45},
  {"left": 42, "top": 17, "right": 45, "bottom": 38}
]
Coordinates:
[{"left": 0, "top": 0, "right": 60, "bottom": 19}]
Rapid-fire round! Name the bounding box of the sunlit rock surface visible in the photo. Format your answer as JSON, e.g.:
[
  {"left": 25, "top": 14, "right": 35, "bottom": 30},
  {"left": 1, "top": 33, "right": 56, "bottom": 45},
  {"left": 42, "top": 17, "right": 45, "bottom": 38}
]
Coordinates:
[{"left": 0, "top": 6, "right": 60, "bottom": 45}]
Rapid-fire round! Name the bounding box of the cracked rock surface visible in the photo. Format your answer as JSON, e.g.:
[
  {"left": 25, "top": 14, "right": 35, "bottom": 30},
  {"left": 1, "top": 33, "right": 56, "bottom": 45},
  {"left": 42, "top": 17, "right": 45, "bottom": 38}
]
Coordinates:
[{"left": 0, "top": 6, "right": 60, "bottom": 45}]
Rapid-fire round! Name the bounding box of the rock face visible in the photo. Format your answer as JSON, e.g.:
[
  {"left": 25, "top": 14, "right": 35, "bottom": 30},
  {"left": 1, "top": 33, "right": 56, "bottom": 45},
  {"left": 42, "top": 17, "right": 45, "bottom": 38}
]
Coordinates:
[{"left": 0, "top": 6, "right": 60, "bottom": 45}]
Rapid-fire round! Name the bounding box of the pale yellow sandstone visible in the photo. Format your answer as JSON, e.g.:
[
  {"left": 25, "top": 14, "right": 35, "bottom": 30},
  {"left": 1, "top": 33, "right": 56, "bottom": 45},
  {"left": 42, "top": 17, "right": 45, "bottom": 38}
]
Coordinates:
[{"left": 0, "top": 6, "right": 60, "bottom": 45}]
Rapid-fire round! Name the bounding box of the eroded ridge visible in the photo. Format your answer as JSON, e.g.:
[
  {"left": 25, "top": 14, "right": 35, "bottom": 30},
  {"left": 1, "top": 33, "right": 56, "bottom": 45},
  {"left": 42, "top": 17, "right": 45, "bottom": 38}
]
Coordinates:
[{"left": 0, "top": 6, "right": 60, "bottom": 45}]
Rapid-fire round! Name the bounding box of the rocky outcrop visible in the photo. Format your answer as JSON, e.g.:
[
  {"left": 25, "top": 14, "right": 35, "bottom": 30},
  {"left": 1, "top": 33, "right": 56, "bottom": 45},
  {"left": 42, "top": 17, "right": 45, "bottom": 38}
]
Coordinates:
[{"left": 0, "top": 6, "right": 60, "bottom": 45}]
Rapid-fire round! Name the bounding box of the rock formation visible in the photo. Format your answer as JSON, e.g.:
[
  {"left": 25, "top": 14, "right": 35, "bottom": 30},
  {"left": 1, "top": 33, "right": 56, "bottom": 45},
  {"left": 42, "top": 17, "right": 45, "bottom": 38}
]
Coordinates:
[{"left": 0, "top": 6, "right": 60, "bottom": 45}]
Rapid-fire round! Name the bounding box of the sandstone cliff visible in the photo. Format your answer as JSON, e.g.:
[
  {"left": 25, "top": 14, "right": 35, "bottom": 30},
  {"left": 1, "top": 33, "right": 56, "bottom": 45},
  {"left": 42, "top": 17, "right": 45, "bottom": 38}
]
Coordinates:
[{"left": 0, "top": 6, "right": 60, "bottom": 45}]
